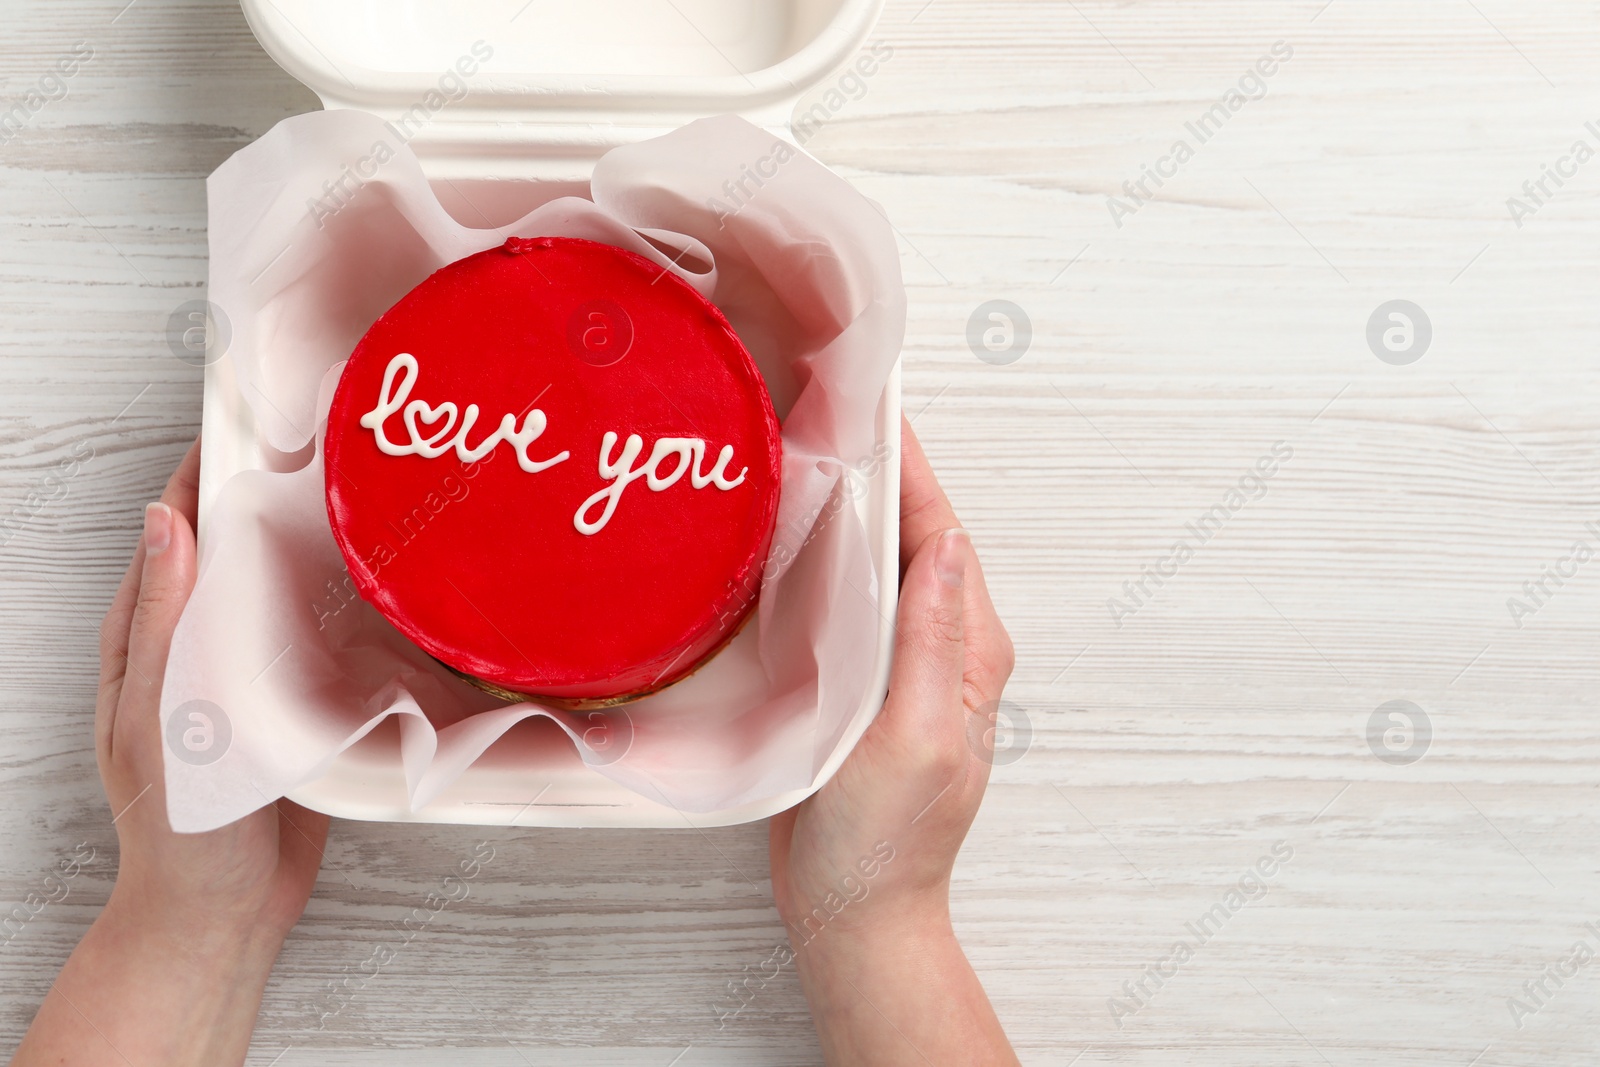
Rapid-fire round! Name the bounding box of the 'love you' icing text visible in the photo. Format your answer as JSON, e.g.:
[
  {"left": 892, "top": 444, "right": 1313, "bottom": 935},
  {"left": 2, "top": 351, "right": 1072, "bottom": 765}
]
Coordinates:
[{"left": 359, "top": 352, "right": 748, "bottom": 536}]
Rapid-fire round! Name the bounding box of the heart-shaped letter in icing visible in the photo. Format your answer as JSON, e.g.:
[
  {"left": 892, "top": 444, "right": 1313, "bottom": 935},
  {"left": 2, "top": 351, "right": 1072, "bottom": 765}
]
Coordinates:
[{"left": 402, "top": 399, "right": 459, "bottom": 457}]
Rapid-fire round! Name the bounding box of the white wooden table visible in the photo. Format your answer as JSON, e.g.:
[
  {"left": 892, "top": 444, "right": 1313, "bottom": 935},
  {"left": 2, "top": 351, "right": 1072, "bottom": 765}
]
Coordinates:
[{"left": 2, "top": 1, "right": 1597, "bottom": 1063}]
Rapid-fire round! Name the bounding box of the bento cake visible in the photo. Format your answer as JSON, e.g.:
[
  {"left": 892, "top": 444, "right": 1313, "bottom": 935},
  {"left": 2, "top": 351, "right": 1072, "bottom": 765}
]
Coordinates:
[{"left": 323, "top": 236, "right": 782, "bottom": 706}]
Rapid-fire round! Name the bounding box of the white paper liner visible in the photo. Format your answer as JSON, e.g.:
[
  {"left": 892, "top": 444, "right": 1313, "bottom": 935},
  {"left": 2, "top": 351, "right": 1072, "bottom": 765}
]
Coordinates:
[{"left": 160, "top": 111, "right": 904, "bottom": 832}]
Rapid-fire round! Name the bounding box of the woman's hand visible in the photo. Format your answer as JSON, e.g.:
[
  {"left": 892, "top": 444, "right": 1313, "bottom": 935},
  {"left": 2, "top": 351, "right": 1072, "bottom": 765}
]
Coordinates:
[
  {"left": 13, "top": 438, "right": 329, "bottom": 1067},
  {"left": 95, "top": 437, "right": 328, "bottom": 950},
  {"left": 768, "top": 417, "right": 1019, "bottom": 1066}
]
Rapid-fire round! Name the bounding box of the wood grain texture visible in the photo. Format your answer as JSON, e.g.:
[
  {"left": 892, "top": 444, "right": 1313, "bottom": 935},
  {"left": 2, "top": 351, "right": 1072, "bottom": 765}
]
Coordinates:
[{"left": 2, "top": 0, "right": 1598, "bottom": 1063}]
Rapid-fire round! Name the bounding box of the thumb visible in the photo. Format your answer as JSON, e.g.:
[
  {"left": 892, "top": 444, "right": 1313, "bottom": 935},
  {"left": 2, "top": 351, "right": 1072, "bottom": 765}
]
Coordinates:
[
  {"left": 114, "top": 502, "right": 198, "bottom": 765},
  {"left": 878, "top": 527, "right": 970, "bottom": 748}
]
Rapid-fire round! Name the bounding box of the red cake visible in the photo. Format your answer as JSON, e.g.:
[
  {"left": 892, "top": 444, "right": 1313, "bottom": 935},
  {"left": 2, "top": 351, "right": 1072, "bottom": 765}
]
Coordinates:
[{"left": 323, "top": 236, "right": 782, "bottom": 707}]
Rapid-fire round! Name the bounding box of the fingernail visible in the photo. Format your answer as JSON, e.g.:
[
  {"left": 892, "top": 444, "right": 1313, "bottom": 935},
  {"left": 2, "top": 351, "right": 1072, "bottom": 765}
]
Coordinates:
[
  {"left": 144, "top": 502, "right": 172, "bottom": 556},
  {"left": 936, "top": 528, "right": 968, "bottom": 589}
]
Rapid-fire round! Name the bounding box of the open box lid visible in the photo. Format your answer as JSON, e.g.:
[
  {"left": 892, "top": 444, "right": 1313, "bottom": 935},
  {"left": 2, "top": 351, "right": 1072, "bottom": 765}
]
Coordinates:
[{"left": 240, "top": 0, "right": 885, "bottom": 179}]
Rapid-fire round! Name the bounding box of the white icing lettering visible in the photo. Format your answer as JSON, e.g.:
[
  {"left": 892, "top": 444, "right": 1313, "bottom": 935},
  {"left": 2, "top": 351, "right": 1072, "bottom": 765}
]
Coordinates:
[
  {"left": 402, "top": 399, "right": 458, "bottom": 457},
  {"left": 646, "top": 438, "right": 693, "bottom": 490},
  {"left": 359, "top": 354, "right": 747, "bottom": 537},
  {"left": 575, "top": 432, "right": 646, "bottom": 535},
  {"left": 574, "top": 433, "right": 749, "bottom": 535},
  {"left": 360, "top": 353, "right": 569, "bottom": 473},
  {"left": 693, "top": 442, "right": 746, "bottom": 490}
]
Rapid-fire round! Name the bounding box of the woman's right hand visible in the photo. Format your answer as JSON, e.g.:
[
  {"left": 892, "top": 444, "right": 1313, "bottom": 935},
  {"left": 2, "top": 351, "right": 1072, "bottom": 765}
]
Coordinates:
[{"left": 767, "top": 417, "right": 1019, "bottom": 1066}]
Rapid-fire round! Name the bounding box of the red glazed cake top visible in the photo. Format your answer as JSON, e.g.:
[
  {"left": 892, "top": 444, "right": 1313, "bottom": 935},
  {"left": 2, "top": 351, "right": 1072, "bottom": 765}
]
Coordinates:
[{"left": 323, "top": 236, "right": 782, "bottom": 702}]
